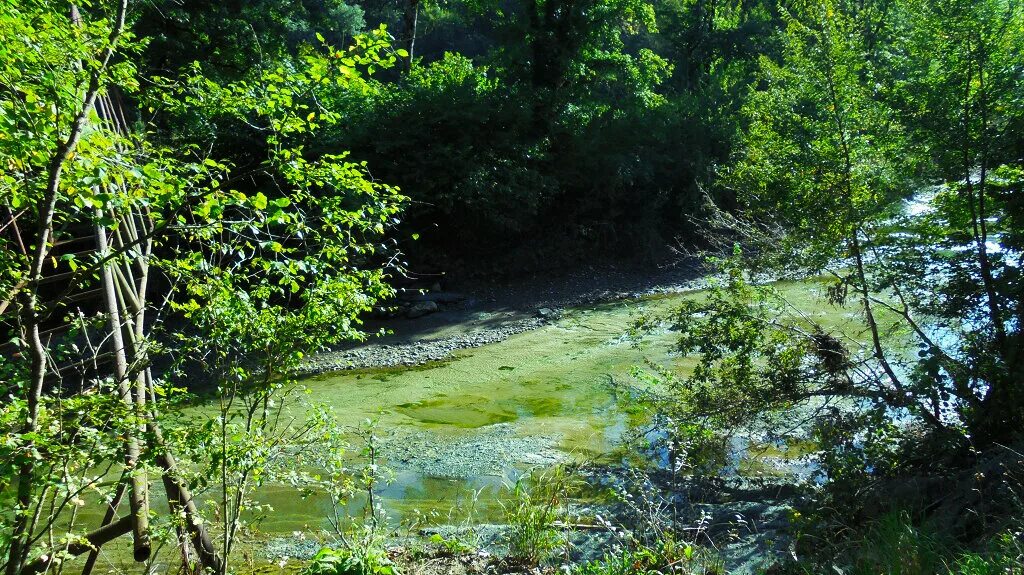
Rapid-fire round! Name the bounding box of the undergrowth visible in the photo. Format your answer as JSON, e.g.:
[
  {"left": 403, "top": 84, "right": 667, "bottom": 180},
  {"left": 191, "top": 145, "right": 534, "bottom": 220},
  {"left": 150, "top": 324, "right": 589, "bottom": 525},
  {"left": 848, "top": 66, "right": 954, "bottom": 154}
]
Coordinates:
[
  {"left": 501, "top": 465, "right": 581, "bottom": 565},
  {"left": 302, "top": 546, "right": 399, "bottom": 575},
  {"left": 574, "top": 536, "right": 724, "bottom": 575},
  {"left": 781, "top": 510, "right": 1024, "bottom": 575}
]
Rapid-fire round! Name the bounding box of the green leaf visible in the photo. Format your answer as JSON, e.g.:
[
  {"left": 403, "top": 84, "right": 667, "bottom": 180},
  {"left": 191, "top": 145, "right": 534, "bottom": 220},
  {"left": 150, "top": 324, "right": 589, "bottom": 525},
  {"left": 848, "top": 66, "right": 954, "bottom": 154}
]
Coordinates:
[{"left": 252, "top": 192, "right": 268, "bottom": 210}]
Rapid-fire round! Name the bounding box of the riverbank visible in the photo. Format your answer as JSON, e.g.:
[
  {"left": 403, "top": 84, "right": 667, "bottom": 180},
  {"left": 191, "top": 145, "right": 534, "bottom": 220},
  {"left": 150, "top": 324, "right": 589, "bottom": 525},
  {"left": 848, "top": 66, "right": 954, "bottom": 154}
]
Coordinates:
[{"left": 300, "top": 259, "right": 708, "bottom": 375}]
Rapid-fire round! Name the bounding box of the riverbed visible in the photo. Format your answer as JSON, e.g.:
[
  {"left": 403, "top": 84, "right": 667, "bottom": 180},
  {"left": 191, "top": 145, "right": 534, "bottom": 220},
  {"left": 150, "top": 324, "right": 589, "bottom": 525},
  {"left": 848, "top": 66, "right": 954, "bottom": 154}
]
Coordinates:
[
  {"left": 78, "top": 269, "right": 872, "bottom": 575},
  {"left": 247, "top": 274, "right": 861, "bottom": 535}
]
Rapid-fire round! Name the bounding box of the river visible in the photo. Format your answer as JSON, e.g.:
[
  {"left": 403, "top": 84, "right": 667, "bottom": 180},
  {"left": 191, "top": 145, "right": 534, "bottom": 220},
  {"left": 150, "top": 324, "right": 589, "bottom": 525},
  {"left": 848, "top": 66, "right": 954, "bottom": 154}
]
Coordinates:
[{"left": 247, "top": 276, "right": 857, "bottom": 534}]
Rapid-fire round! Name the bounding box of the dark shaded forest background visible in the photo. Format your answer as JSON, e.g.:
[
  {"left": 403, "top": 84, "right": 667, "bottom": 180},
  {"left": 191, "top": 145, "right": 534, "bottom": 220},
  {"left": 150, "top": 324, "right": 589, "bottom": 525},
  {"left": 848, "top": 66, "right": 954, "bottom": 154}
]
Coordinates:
[{"left": 134, "top": 0, "right": 769, "bottom": 275}]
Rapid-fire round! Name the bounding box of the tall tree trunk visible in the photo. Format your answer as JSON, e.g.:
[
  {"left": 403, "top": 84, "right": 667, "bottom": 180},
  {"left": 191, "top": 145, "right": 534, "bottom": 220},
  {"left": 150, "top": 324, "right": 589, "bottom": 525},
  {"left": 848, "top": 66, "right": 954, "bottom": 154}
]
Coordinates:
[
  {"left": 5, "top": 4, "right": 130, "bottom": 569},
  {"left": 5, "top": 295, "right": 46, "bottom": 575},
  {"left": 110, "top": 208, "right": 224, "bottom": 573},
  {"left": 149, "top": 418, "right": 225, "bottom": 575},
  {"left": 402, "top": 0, "right": 420, "bottom": 71},
  {"left": 957, "top": 43, "right": 1019, "bottom": 443}
]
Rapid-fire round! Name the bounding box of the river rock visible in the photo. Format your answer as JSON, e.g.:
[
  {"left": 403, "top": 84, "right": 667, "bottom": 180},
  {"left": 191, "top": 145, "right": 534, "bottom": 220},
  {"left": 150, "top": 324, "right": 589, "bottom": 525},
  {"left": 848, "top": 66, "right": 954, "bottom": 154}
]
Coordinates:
[
  {"left": 536, "top": 307, "right": 560, "bottom": 319},
  {"left": 407, "top": 300, "right": 440, "bottom": 318},
  {"left": 401, "top": 291, "right": 468, "bottom": 304}
]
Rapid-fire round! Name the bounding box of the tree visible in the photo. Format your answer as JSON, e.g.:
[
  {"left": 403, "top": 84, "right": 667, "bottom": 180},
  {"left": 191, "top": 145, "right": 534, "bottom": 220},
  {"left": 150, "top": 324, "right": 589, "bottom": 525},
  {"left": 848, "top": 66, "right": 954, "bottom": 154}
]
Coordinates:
[
  {"left": 135, "top": 0, "right": 367, "bottom": 81},
  {"left": 888, "top": 0, "right": 1024, "bottom": 443},
  {"left": 647, "top": 0, "right": 1023, "bottom": 487},
  {"left": 1, "top": 2, "right": 405, "bottom": 573}
]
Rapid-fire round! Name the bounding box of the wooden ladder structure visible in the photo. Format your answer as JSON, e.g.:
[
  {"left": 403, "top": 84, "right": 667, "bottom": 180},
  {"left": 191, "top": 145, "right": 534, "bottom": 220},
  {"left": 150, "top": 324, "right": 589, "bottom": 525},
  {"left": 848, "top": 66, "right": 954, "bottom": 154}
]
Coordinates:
[{"left": 1, "top": 7, "right": 223, "bottom": 573}]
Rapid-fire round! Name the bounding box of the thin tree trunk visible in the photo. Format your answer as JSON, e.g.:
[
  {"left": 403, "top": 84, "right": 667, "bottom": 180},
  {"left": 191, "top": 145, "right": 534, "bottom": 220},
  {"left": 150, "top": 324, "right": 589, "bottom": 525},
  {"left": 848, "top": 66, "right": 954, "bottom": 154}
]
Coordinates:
[
  {"left": 5, "top": 307, "right": 45, "bottom": 575},
  {"left": 146, "top": 410, "right": 224, "bottom": 575},
  {"left": 402, "top": 0, "right": 420, "bottom": 71},
  {"left": 116, "top": 210, "right": 223, "bottom": 572},
  {"left": 961, "top": 51, "right": 1007, "bottom": 354},
  {"left": 967, "top": 46, "right": 1019, "bottom": 442},
  {"left": 19, "top": 517, "right": 134, "bottom": 575},
  {"left": 5, "top": 3, "right": 130, "bottom": 567},
  {"left": 80, "top": 481, "right": 127, "bottom": 575},
  {"left": 818, "top": 32, "right": 944, "bottom": 431}
]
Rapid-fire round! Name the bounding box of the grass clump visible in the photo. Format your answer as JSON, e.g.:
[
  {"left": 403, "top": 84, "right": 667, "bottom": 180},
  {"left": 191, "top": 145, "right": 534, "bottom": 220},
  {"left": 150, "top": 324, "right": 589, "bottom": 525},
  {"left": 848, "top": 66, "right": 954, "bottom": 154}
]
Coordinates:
[
  {"left": 502, "top": 465, "right": 581, "bottom": 565},
  {"left": 949, "top": 531, "right": 1024, "bottom": 575},
  {"left": 428, "top": 533, "right": 477, "bottom": 557},
  {"left": 844, "top": 511, "right": 951, "bottom": 575},
  {"left": 783, "top": 510, "right": 1024, "bottom": 575},
  {"left": 575, "top": 537, "right": 723, "bottom": 575},
  {"left": 302, "top": 547, "right": 399, "bottom": 575}
]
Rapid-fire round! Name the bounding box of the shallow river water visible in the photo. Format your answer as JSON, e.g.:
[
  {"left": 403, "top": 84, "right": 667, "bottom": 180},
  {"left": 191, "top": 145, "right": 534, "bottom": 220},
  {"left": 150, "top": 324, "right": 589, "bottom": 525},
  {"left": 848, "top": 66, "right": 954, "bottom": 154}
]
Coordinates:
[
  {"left": 248, "top": 277, "right": 859, "bottom": 534},
  {"left": 75, "top": 275, "right": 874, "bottom": 574}
]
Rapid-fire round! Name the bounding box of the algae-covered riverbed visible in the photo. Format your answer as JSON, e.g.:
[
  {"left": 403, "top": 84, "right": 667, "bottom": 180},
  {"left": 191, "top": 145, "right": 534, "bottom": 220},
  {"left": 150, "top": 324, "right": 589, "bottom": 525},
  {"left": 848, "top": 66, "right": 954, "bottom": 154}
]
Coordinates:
[
  {"left": 246, "top": 277, "right": 864, "bottom": 533},
  {"left": 71, "top": 275, "right": 875, "bottom": 575},
  {"left": 249, "top": 293, "right": 690, "bottom": 531}
]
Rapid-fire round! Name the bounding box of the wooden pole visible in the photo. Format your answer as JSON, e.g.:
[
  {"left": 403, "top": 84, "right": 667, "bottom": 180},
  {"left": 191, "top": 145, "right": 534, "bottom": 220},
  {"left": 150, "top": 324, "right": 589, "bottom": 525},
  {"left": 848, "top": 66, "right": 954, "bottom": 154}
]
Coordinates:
[{"left": 95, "top": 214, "right": 151, "bottom": 562}]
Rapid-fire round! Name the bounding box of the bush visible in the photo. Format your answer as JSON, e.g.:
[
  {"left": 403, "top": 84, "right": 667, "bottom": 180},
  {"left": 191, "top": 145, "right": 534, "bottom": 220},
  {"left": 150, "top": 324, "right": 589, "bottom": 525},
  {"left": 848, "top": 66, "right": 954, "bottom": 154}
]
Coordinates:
[
  {"left": 303, "top": 546, "right": 399, "bottom": 575},
  {"left": 575, "top": 537, "right": 723, "bottom": 575},
  {"left": 949, "top": 532, "right": 1024, "bottom": 575},
  {"left": 846, "top": 511, "right": 950, "bottom": 575}
]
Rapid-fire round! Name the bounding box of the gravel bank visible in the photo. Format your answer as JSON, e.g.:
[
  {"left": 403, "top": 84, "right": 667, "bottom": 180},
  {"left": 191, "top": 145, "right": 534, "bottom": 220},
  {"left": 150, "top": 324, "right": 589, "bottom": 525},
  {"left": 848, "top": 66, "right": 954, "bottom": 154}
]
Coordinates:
[
  {"left": 381, "top": 423, "right": 564, "bottom": 478},
  {"left": 298, "top": 259, "right": 706, "bottom": 376},
  {"left": 300, "top": 315, "right": 549, "bottom": 374}
]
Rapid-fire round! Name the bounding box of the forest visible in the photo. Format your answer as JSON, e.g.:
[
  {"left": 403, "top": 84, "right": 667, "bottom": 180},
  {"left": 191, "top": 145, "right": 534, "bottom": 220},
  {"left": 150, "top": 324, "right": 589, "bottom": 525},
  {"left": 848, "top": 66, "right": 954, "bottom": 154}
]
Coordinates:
[{"left": 1, "top": 0, "right": 1023, "bottom": 574}]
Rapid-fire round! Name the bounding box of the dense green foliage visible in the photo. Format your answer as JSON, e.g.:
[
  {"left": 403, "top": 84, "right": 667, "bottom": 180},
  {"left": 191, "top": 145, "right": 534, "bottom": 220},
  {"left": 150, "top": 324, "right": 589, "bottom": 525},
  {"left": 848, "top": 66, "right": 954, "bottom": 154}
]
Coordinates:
[
  {"left": 3, "top": 0, "right": 1024, "bottom": 573},
  {"left": 1, "top": 2, "right": 402, "bottom": 574},
  {"left": 137, "top": 0, "right": 367, "bottom": 81},
  {"left": 134, "top": 0, "right": 777, "bottom": 269},
  {"left": 668, "top": 0, "right": 1024, "bottom": 454},
  {"left": 640, "top": 0, "right": 1024, "bottom": 569}
]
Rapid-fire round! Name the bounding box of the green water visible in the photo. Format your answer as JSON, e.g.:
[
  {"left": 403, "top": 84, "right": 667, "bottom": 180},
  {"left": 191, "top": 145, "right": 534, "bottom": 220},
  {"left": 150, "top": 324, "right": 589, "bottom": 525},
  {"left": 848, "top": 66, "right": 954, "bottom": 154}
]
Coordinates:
[
  {"left": 72, "top": 276, "right": 875, "bottom": 575},
  {"left": 77, "top": 278, "right": 864, "bottom": 540},
  {"left": 278, "top": 296, "right": 689, "bottom": 527},
  {"left": 244, "top": 277, "right": 866, "bottom": 532}
]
